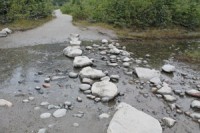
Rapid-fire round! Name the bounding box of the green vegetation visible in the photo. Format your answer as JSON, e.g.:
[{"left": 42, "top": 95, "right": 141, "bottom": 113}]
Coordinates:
[
  {"left": 61, "top": 0, "right": 200, "bottom": 30},
  {"left": 0, "top": 0, "right": 53, "bottom": 30}
]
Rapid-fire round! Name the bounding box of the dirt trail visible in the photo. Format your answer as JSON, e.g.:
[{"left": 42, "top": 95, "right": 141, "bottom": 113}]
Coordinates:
[{"left": 0, "top": 9, "right": 116, "bottom": 49}]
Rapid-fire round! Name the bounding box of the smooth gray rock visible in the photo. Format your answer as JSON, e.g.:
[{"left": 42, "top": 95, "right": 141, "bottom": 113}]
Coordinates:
[
  {"left": 107, "top": 103, "right": 162, "bottom": 133},
  {"left": 63, "top": 46, "right": 82, "bottom": 58},
  {"left": 0, "top": 99, "right": 12, "bottom": 107},
  {"left": 135, "top": 67, "right": 160, "bottom": 81},
  {"left": 185, "top": 89, "right": 200, "bottom": 98},
  {"left": 99, "top": 113, "right": 110, "bottom": 119},
  {"left": 162, "top": 64, "right": 175, "bottom": 73},
  {"left": 38, "top": 128, "right": 47, "bottom": 133},
  {"left": 92, "top": 81, "right": 118, "bottom": 100},
  {"left": 190, "top": 113, "right": 200, "bottom": 120},
  {"left": 69, "top": 72, "right": 78, "bottom": 78},
  {"left": 163, "top": 95, "right": 176, "bottom": 102},
  {"left": 156, "top": 83, "right": 172, "bottom": 94},
  {"left": 73, "top": 56, "right": 92, "bottom": 67},
  {"left": 79, "top": 84, "right": 91, "bottom": 91},
  {"left": 40, "top": 113, "right": 51, "bottom": 119},
  {"left": 191, "top": 100, "right": 200, "bottom": 109},
  {"left": 79, "top": 67, "right": 105, "bottom": 79},
  {"left": 162, "top": 117, "right": 176, "bottom": 127},
  {"left": 53, "top": 109, "right": 67, "bottom": 118}
]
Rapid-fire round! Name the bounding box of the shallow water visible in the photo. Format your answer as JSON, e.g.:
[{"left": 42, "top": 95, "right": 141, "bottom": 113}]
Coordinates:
[{"left": 0, "top": 41, "right": 199, "bottom": 133}]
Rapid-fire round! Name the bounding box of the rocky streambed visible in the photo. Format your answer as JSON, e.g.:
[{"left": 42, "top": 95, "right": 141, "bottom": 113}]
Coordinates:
[{"left": 0, "top": 36, "right": 200, "bottom": 133}]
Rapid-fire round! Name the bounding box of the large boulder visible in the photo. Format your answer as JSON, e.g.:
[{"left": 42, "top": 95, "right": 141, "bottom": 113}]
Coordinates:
[
  {"left": 107, "top": 103, "right": 162, "bottom": 133},
  {"left": 63, "top": 46, "right": 82, "bottom": 58},
  {"left": 73, "top": 56, "right": 92, "bottom": 67},
  {"left": 92, "top": 81, "right": 118, "bottom": 100},
  {"left": 135, "top": 67, "right": 160, "bottom": 81},
  {"left": 79, "top": 66, "right": 106, "bottom": 79}
]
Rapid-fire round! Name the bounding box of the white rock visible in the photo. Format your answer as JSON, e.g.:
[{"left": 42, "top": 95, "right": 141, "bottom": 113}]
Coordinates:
[
  {"left": 190, "top": 113, "right": 200, "bottom": 119},
  {"left": 135, "top": 67, "right": 160, "bottom": 81},
  {"left": 185, "top": 89, "right": 200, "bottom": 98},
  {"left": 150, "top": 77, "right": 162, "bottom": 85},
  {"left": 79, "top": 66, "right": 105, "bottom": 79},
  {"left": 110, "top": 47, "right": 120, "bottom": 54},
  {"left": 102, "top": 39, "right": 108, "bottom": 44},
  {"left": 92, "top": 81, "right": 118, "bottom": 100},
  {"left": 191, "top": 100, "right": 200, "bottom": 109},
  {"left": 2, "top": 28, "right": 12, "bottom": 34},
  {"left": 122, "top": 57, "right": 131, "bottom": 62},
  {"left": 73, "top": 123, "right": 79, "bottom": 127},
  {"left": 86, "top": 46, "right": 92, "bottom": 50},
  {"left": 0, "top": 30, "right": 7, "bottom": 37},
  {"left": 156, "top": 83, "right": 172, "bottom": 94},
  {"left": 40, "top": 113, "right": 51, "bottom": 119},
  {"left": 38, "top": 128, "right": 46, "bottom": 133},
  {"left": 99, "top": 113, "right": 110, "bottom": 119},
  {"left": 70, "top": 40, "right": 81, "bottom": 45},
  {"left": 162, "top": 64, "right": 175, "bottom": 73},
  {"left": 73, "top": 56, "right": 92, "bottom": 67},
  {"left": 63, "top": 46, "right": 82, "bottom": 58},
  {"left": 121, "top": 50, "right": 130, "bottom": 57},
  {"left": 79, "top": 84, "right": 91, "bottom": 91},
  {"left": 162, "top": 117, "right": 176, "bottom": 127},
  {"left": 0, "top": 99, "right": 12, "bottom": 107},
  {"left": 122, "top": 62, "right": 130, "bottom": 67},
  {"left": 53, "top": 109, "right": 67, "bottom": 118},
  {"left": 107, "top": 103, "right": 162, "bottom": 133},
  {"left": 163, "top": 95, "right": 176, "bottom": 102},
  {"left": 40, "top": 102, "right": 49, "bottom": 106}
]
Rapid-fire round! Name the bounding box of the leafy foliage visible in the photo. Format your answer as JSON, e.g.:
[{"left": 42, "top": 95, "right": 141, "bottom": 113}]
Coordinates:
[
  {"left": 0, "top": 0, "right": 53, "bottom": 24},
  {"left": 61, "top": 0, "right": 200, "bottom": 29}
]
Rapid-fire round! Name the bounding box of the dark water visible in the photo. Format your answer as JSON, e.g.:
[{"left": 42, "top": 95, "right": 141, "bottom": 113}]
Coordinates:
[{"left": 0, "top": 41, "right": 199, "bottom": 133}]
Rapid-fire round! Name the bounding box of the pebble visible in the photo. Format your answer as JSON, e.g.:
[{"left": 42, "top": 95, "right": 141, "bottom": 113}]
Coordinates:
[
  {"left": 22, "top": 99, "right": 29, "bottom": 103},
  {"left": 34, "top": 107, "right": 40, "bottom": 110},
  {"left": 43, "top": 83, "right": 51, "bottom": 88},
  {"left": 95, "top": 97, "right": 101, "bottom": 102},
  {"left": 77, "top": 97, "right": 82, "bottom": 102},
  {"left": 79, "top": 84, "right": 91, "bottom": 91},
  {"left": 40, "top": 102, "right": 49, "bottom": 106},
  {"left": 191, "top": 100, "right": 200, "bottom": 109},
  {"left": 162, "top": 117, "right": 176, "bottom": 127},
  {"left": 73, "top": 123, "right": 79, "bottom": 127},
  {"left": 40, "top": 113, "right": 51, "bottom": 119},
  {"left": 99, "top": 113, "right": 110, "bottom": 119},
  {"left": 69, "top": 72, "right": 78, "bottom": 78},
  {"left": 38, "top": 128, "right": 46, "bottom": 133},
  {"left": 44, "top": 78, "right": 51, "bottom": 83},
  {"left": 35, "top": 86, "right": 41, "bottom": 90},
  {"left": 82, "top": 78, "right": 93, "bottom": 85},
  {"left": 64, "top": 101, "right": 72, "bottom": 107},
  {"left": 163, "top": 95, "right": 176, "bottom": 102},
  {"left": 28, "top": 97, "right": 35, "bottom": 101},
  {"left": 0, "top": 99, "right": 12, "bottom": 107},
  {"left": 122, "top": 62, "right": 130, "bottom": 67},
  {"left": 53, "top": 109, "right": 67, "bottom": 118},
  {"left": 48, "top": 104, "right": 60, "bottom": 110}
]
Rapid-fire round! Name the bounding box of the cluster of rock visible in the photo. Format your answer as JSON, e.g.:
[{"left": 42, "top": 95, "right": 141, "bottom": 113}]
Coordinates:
[{"left": 0, "top": 28, "right": 12, "bottom": 37}]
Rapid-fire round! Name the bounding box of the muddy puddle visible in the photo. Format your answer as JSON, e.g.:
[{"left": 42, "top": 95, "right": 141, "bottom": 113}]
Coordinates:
[{"left": 0, "top": 41, "right": 200, "bottom": 133}]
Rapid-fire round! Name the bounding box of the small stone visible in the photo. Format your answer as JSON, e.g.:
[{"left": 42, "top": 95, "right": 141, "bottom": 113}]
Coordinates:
[
  {"left": 163, "top": 95, "right": 176, "bottom": 102},
  {"left": 101, "top": 76, "right": 110, "bottom": 82},
  {"left": 79, "top": 84, "right": 91, "bottom": 91},
  {"left": 83, "top": 90, "right": 91, "bottom": 94},
  {"left": 86, "top": 46, "right": 92, "bottom": 50},
  {"left": 190, "top": 113, "right": 200, "bottom": 120},
  {"left": 40, "top": 102, "right": 49, "bottom": 106},
  {"left": 162, "top": 64, "right": 175, "bottom": 73},
  {"left": 53, "top": 109, "right": 67, "bottom": 118},
  {"left": 38, "top": 128, "right": 46, "bottom": 133},
  {"left": 82, "top": 78, "right": 93, "bottom": 85},
  {"left": 28, "top": 97, "right": 35, "bottom": 101},
  {"left": 102, "top": 39, "right": 108, "bottom": 44},
  {"left": 123, "top": 57, "right": 131, "bottom": 62},
  {"left": 34, "top": 107, "right": 40, "bottom": 110},
  {"left": 123, "top": 62, "right": 130, "bottom": 67},
  {"left": 162, "top": 117, "right": 176, "bottom": 127},
  {"left": 191, "top": 100, "right": 200, "bottom": 109},
  {"left": 48, "top": 104, "right": 60, "bottom": 110},
  {"left": 64, "top": 101, "right": 72, "bottom": 107},
  {"left": 156, "top": 83, "right": 172, "bottom": 94},
  {"left": 44, "top": 78, "right": 51, "bottom": 83},
  {"left": 43, "top": 83, "right": 50, "bottom": 88},
  {"left": 86, "top": 95, "right": 96, "bottom": 99},
  {"left": 35, "top": 86, "right": 41, "bottom": 90},
  {"left": 77, "top": 97, "right": 82, "bottom": 102},
  {"left": 22, "top": 99, "right": 29, "bottom": 103},
  {"left": 38, "top": 71, "right": 43, "bottom": 75},
  {"left": 40, "top": 113, "right": 51, "bottom": 119},
  {"left": 99, "top": 113, "right": 110, "bottom": 119},
  {"left": 73, "top": 123, "right": 79, "bottom": 127},
  {"left": 69, "top": 72, "right": 78, "bottom": 78},
  {"left": 95, "top": 97, "right": 101, "bottom": 102},
  {"left": 186, "top": 89, "right": 200, "bottom": 98},
  {"left": 0, "top": 99, "right": 12, "bottom": 107}
]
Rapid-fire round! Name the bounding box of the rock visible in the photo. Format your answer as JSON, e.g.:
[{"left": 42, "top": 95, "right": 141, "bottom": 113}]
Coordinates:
[
  {"left": 190, "top": 113, "right": 200, "bottom": 120},
  {"left": 150, "top": 77, "right": 162, "bottom": 85},
  {"left": 48, "top": 104, "right": 60, "bottom": 110},
  {"left": 135, "top": 67, "right": 160, "bottom": 81},
  {"left": 163, "top": 95, "right": 176, "bottom": 102},
  {"left": 162, "top": 117, "right": 176, "bottom": 127},
  {"left": 2, "top": 28, "right": 12, "bottom": 34},
  {"left": 162, "top": 64, "right": 175, "bottom": 73},
  {"left": 122, "top": 62, "right": 130, "bottom": 68},
  {"left": 73, "top": 123, "right": 79, "bottom": 127},
  {"left": 51, "top": 76, "right": 67, "bottom": 81},
  {"left": 156, "top": 83, "right": 172, "bottom": 94},
  {"left": 110, "top": 75, "right": 119, "bottom": 82},
  {"left": 101, "top": 76, "right": 110, "bottom": 82},
  {"left": 122, "top": 57, "right": 131, "bottom": 62},
  {"left": 99, "top": 113, "right": 110, "bottom": 119},
  {"left": 40, "top": 102, "right": 49, "bottom": 106},
  {"left": 43, "top": 83, "right": 50, "bottom": 88},
  {"left": 63, "top": 46, "right": 82, "bottom": 58},
  {"left": 91, "top": 81, "right": 118, "bottom": 100},
  {"left": 86, "top": 46, "right": 92, "bottom": 50},
  {"left": 0, "top": 30, "right": 7, "bottom": 37},
  {"left": 53, "top": 109, "right": 67, "bottom": 118},
  {"left": 22, "top": 99, "right": 29, "bottom": 103},
  {"left": 82, "top": 78, "right": 93, "bottom": 85},
  {"left": 107, "top": 62, "right": 118, "bottom": 67},
  {"left": 35, "top": 86, "right": 41, "bottom": 90},
  {"left": 109, "top": 47, "right": 120, "bottom": 54},
  {"left": 107, "top": 102, "right": 162, "bottom": 133},
  {"left": 191, "top": 100, "right": 200, "bottom": 109},
  {"left": 69, "top": 72, "right": 78, "bottom": 78},
  {"left": 102, "top": 39, "right": 108, "bottom": 44},
  {"left": 121, "top": 50, "right": 130, "bottom": 57},
  {"left": 185, "top": 89, "right": 200, "bottom": 98},
  {"left": 79, "top": 66, "right": 105, "bottom": 79},
  {"left": 28, "top": 97, "right": 35, "bottom": 101},
  {"left": 79, "top": 84, "right": 91, "bottom": 91},
  {"left": 44, "top": 78, "right": 51, "bottom": 83},
  {"left": 73, "top": 56, "right": 92, "bottom": 67},
  {"left": 40, "top": 113, "right": 51, "bottom": 119},
  {"left": 34, "top": 107, "right": 40, "bottom": 110},
  {"left": 64, "top": 101, "right": 72, "bottom": 107},
  {"left": 86, "top": 94, "right": 96, "bottom": 99},
  {"left": 77, "top": 97, "right": 82, "bottom": 102},
  {"left": 0, "top": 99, "right": 12, "bottom": 107},
  {"left": 38, "top": 128, "right": 47, "bottom": 133}
]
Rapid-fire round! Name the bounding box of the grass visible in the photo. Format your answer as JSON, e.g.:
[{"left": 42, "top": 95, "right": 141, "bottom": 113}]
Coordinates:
[
  {"left": 73, "top": 20, "right": 200, "bottom": 40},
  {"left": 0, "top": 16, "right": 53, "bottom": 31}
]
